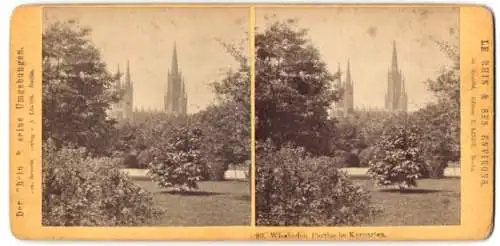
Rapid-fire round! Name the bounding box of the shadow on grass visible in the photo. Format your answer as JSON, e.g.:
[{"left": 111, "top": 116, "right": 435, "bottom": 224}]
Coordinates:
[
  {"left": 160, "top": 190, "right": 226, "bottom": 196},
  {"left": 233, "top": 194, "right": 251, "bottom": 201},
  {"left": 378, "top": 188, "right": 441, "bottom": 194}
]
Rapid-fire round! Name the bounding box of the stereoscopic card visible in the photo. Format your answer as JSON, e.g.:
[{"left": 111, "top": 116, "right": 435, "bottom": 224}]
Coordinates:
[{"left": 9, "top": 3, "right": 494, "bottom": 240}]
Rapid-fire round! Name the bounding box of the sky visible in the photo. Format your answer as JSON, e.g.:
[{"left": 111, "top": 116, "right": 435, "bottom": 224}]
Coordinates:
[
  {"left": 44, "top": 7, "right": 249, "bottom": 114},
  {"left": 257, "top": 7, "right": 459, "bottom": 111}
]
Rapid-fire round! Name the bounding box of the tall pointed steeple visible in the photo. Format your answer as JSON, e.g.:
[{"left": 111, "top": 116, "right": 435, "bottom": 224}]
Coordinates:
[
  {"left": 391, "top": 40, "right": 398, "bottom": 70},
  {"left": 346, "top": 59, "right": 351, "bottom": 86},
  {"left": 386, "top": 41, "right": 407, "bottom": 113},
  {"left": 336, "top": 62, "right": 342, "bottom": 87},
  {"left": 342, "top": 59, "right": 354, "bottom": 117},
  {"left": 126, "top": 60, "right": 131, "bottom": 86},
  {"left": 115, "top": 64, "right": 121, "bottom": 89},
  {"left": 171, "top": 42, "right": 179, "bottom": 74},
  {"left": 165, "top": 41, "right": 187, "bottom": 116}
]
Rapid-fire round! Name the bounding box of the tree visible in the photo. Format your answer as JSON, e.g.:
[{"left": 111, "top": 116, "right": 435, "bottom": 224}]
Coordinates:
[
  {"left": 42, "top": 20, "right": 119, "bottom": 156},
  {"left": 412, "top": 100, "right": 459, "bottom": 178},
  {"left": 368, "top": 118, "right": 427, "bottom": 191},
  {"left": 330, "top": 116, "right": 367, "bottom": 166},
  {"left": 195, "top": 101, "right": 250, "bottom": 180},
  {"left": 204, "top": 36, "right": 251, "bottom": 181},
  {"left": 255, "top": 19, "right": 340, "bottom": 155},
  {"left": 148, "top": 123, "right": 205, "bottom": 191},
  {"left": 414, "top": 41, "right": 460, "bottom": 177}
]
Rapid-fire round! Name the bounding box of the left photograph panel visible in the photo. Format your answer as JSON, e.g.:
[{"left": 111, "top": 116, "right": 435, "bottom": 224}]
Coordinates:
[{"left": 42, "top": 7, "right": 251, "bottom": 226}]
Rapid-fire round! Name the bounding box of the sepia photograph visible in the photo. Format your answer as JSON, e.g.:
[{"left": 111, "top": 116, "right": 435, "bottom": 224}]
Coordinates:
[
  {"left": 8, "top": 3, "right": 495, "bottom": 240},
  {"left": 255, "top": 7, "right": 460, "bottom": 226},
  {"left": 42, "top": 7, "right": 251, "bottom": 226}
]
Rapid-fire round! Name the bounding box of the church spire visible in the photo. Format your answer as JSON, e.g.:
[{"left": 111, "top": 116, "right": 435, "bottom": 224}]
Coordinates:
[
  {"left": 336, "top": 62, "right": 342, "bottom": 87},
  {"left": 126, "top": 60, "right": 131, "bottom": 86},
  {"left": 401, "top": 76, "right": 406, "bottom": 93},
  {"left": 171, "top": 42, "right": 179, "bottom": 74},
  {"left": 115, "top": 64, "right": 122, "bottom": 89},
  {"left": 346, "top": 59, "right": 351, "bottom": 86},
  {"left": 391, "top": 40, "right": 398, "bottom": 70}
]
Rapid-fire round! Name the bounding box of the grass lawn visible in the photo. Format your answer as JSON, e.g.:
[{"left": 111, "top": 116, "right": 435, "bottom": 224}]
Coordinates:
[
  {"left": 133, "top": 179, "right": 251, "bottom": 226},
  {"left": 353, "top": 178, "right": 461, "bottom": 226}
]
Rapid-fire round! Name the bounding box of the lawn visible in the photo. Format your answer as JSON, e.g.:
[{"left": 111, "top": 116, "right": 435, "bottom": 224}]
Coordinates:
[
  {"left": 133, "top": 179, "right": 251, "bottom": 226},
  {"left": 353, "top": 178, "right": 461, "bottom": 226}
]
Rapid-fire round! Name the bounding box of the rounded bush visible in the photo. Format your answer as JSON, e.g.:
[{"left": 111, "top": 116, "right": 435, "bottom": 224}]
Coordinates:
[
  {"left": 368, "top": 122, "right": 427, "bottom": 191},
  {"left": 148, "top": 126, "right": 205, "bottom": 191},
  {"left": 256, "top": 146, "right": 379, "bottom": 226},
  {"left": 42, "top": 141, "right": 161, "bottom": 226}
]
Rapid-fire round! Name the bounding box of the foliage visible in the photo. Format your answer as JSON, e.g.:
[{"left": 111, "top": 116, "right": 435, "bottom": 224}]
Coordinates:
[
  {"left": 333, "top": 116, "right": 366, "bottom": 153},
  {"left": 255, "top": 19, "right": 340, "bottom": 155},
  {"left": 202, "top": 37, "right": 251, "bottom": 180},
  {"left": 112, "top": 114, "right": 189, "bottom": 169},
  {"left": 195, "top": 101, "right": 250, "bottom": 181},
  {"left": 359, "top": 147, "right": 375, "bottom": 167},
  {"left": 412, "top": 100, "right": 459, "bottom": 178},
  {"left": 121, "top": 152, "right": 140, "bottom": 169},
  {"left": 211, "top": 38, "right": 250, "bottom": 110},
  {"left": 426, "top": 40, "right": 459, "bottom": 105},
  {"left": 256, "top": 144, "right": 379, "bottom": 226},
  {"left": 368, "top": 119, "right": 427, "bottom": 191},
  {"left": 137, "top": 148, "right": 154, "bottom": 169},
  {"left": 148, "top": 124, "right": 205, "bottom": 191},
  {"left": 415, "top": 41, "right": 460, "bottom": 178},
  {"left": 42, "top": 20, "right": 119, "bottom": 156},
  {"left": 42, "top": 140, "right": 161, "bottom": 226},
  {"left": 330, "top": 150, "right": 360, "bottom": 168}
]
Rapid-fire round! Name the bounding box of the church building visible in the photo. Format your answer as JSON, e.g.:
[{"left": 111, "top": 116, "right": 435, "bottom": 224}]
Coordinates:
[
  {"left": 384, "top": 41, "right": 408, "bottom": 113},
  {"left": 333, "top": 41, "right": 408, "bottom": 118},
  {"left": 110, "top": 42, "right": 188, "bottom": 121},
  {"left": 111, "top": 61, "right": 134, "bottom": 121},
  {"left": 164, "top": 43, "right": 188, "bottom": 115},
  {"left": 334, "top": 59, "right": 354, "bottom": 118}
]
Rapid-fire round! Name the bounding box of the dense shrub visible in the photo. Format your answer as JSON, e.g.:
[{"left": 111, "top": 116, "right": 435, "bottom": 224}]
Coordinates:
[
  {"left": 368, "top": 121, "right": 427, "bottom": 191},
  {"left": 148, "top": 126, "right": 205, "bottom": 191},
  {"left": 344, "top": 151, "right": 360, "bottom": 167},
  {"left": 196, "top": 102, "right": 250, "bottom": 181},
  {"left": 137, "top": 148, "right": 154, "bottom": 169},
  {"left": 256, "top": 146, "right": 379, "bottom": 226},
  {"left": 122, "top": 152, "right": 139, "bottom": 169},
  {"left": 331, "top": 150, "right": 360, "bottom": 168},
  {"left": 359, "top": 147, "right": 374, "bottom": 167},
  {"left": 42, "top": 140, "right": 161, "bottom": 226},
  {"left": 412, "top": 101, "right": 459, "bottom": 178},
  {"left": 204, "top": 162, "right": 229, "bottom": 181}
]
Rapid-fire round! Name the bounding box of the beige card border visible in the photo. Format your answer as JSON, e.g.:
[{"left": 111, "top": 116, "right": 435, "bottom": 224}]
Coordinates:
[{"left": 9, "top": 4, "right": 494, "bottom": 240}]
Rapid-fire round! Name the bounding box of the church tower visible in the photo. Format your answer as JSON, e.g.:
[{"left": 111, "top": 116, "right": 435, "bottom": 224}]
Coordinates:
[
  {"left": 385, "top": 41, "right": 408, "bottom": 113},
  {"left": 343, "top": 59, "right": 354, "bottom": 116},
  {"left": 165, "top": 43, "right": 188, "bottom": 115},
  {"left": 111, "top": 62, "right": 134, "bottom": 121},
  {"left": 123, "top": 60, "right": 134, "bottom": 120},
  {"left": 333, "top": 60, "right": 354, "bottom": 118}
]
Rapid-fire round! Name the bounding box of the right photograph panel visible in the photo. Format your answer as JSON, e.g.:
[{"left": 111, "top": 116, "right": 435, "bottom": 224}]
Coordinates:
[{"left": 255, "top": 7, "right": 460, "bottom": 226}]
